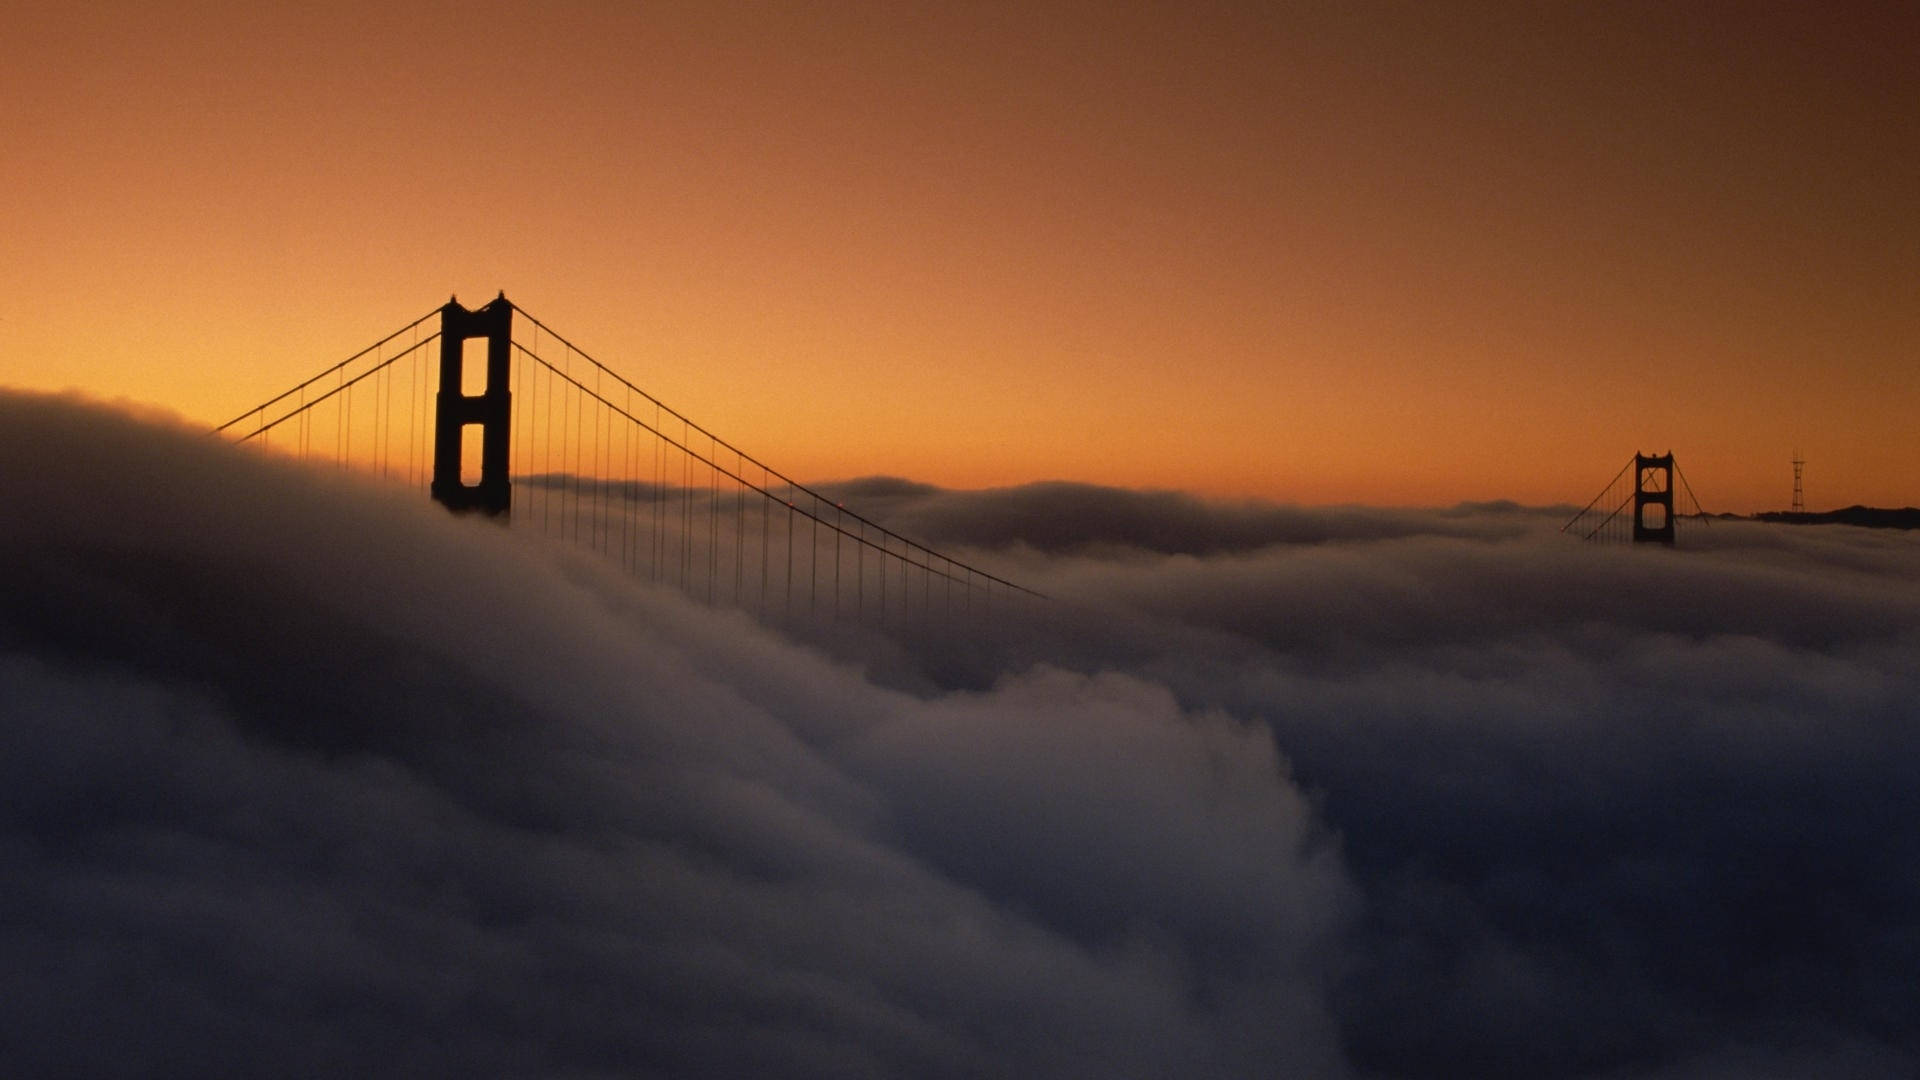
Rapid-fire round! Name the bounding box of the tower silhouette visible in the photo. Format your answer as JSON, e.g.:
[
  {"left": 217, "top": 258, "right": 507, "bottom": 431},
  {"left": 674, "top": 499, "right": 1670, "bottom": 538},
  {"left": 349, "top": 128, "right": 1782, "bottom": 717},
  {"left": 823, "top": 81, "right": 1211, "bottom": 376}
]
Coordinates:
[
  {"left": 431, "top": 295, "right": 514, "bottom": 516},
  {"left": 1633, "top": 452, "right": 1674, "bottom": 545}
]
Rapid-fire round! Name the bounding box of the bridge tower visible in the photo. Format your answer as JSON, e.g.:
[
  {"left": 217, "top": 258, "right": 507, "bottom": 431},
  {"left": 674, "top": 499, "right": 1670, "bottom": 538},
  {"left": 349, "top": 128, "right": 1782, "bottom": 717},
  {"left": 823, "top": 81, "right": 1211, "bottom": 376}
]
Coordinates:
[
  {"left": 1633, "top": 452, "right": 1675, "bottom": 546},
  {"left": 432, "top": 295, "right": 513, "bottom": 516}
]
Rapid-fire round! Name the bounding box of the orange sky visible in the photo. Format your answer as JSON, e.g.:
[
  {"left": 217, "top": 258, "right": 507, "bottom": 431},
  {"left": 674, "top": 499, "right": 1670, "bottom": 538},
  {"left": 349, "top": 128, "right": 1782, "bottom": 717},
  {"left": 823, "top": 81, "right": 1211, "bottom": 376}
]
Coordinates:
[{"left": 5, "top": 2, "right": 1915, "bottom": 511}]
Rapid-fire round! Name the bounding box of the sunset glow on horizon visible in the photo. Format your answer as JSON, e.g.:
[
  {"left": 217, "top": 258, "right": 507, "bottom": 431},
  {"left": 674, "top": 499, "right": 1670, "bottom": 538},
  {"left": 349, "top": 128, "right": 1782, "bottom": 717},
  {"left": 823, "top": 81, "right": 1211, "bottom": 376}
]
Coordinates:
[{"left": 6, "top": 2, "right": 1915, "bottom": 512}]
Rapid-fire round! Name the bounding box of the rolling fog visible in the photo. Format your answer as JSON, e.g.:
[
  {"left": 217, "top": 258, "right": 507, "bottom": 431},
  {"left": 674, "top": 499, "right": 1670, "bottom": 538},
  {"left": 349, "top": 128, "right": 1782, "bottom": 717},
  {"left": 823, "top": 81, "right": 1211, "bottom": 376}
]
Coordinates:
[{"left": 4, "top": 390, "right": 1918, "bottom": 1078}]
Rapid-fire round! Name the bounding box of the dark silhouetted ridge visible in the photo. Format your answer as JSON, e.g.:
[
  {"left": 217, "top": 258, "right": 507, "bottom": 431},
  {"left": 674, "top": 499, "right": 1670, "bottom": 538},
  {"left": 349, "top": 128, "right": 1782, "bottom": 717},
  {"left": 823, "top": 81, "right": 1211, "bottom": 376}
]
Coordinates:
[{"left": 1754, "top": 506, "right": 1920, "bottom": 530}]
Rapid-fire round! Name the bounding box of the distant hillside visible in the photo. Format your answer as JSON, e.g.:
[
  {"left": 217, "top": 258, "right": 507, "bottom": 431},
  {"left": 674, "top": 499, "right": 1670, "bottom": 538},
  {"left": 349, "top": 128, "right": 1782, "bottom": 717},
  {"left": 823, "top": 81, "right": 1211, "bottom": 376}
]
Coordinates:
[{"left": 1752, "top": 506, "right": 1920, "bottom": 530}]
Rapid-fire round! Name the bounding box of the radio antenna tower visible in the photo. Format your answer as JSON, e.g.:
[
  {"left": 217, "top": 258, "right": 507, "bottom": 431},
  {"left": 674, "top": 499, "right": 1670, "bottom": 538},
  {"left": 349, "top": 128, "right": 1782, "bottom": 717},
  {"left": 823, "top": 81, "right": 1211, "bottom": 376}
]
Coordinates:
[{"left": 1791, "top": 450, "right": 1805, "bottom": 513}]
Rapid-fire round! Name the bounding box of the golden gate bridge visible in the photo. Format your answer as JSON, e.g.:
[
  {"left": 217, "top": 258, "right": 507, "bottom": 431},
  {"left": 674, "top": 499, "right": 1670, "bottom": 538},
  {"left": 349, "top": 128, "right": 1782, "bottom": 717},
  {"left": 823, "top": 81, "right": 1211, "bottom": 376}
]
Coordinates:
[{"left": 215, "top": 291, "right": 1711, "bottom": 629}]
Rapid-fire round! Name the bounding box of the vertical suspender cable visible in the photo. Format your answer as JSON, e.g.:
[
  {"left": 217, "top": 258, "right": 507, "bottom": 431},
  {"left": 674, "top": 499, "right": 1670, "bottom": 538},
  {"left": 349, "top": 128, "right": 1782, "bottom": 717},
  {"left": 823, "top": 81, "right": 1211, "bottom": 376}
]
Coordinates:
[{"left": 708, "top": 433, "right": 718, "bottom": 605}]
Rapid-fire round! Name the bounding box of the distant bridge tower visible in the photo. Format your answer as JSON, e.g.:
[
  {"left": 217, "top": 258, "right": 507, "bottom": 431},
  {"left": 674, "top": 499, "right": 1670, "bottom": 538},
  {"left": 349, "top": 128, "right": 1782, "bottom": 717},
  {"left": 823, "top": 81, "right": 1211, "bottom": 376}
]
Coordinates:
[
  {"left": 1633, "top": 452, "right": 1675, "bottom": 545},
  {"left": 432, "top": 295, "right": 513, "bottom": 516},
  {"left": 1791, "top": 451, "right": 1805, "bottom": 513},
  {"left": 1564, "top": 450, "right": 1706, "bottom": 545}
]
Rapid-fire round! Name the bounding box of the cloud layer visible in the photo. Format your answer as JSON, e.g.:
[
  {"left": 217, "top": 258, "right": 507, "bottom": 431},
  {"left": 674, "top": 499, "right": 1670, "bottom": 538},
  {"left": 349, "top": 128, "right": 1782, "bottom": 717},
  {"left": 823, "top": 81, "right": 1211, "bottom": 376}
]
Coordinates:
[
  {"left": 5, "top": 392, "right": 1920, "bottom": 1078},
  {"left": 850, "top": 479, "right": 1920, "bottom": 1078}
]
